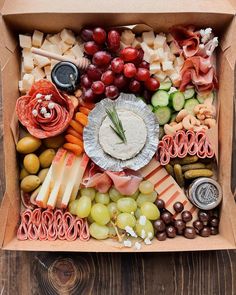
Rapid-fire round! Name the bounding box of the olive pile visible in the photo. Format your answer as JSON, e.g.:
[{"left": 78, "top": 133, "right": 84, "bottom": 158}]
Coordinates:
[
  {"left": 154, "top": 199, "right": 219, "bottom": 240},
  {"left": 17, "top": 134, "right": 64, "bottom": 193}
]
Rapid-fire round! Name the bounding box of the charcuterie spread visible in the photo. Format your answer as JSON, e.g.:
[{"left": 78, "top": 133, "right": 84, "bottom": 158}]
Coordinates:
[{"left": 15, "top": 25, "right": 221, "bottom": 249}]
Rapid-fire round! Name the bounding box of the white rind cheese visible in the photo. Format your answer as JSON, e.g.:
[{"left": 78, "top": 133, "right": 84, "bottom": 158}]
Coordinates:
[{"left": 99, "top": 110, "right": 147, "bottom": 161}]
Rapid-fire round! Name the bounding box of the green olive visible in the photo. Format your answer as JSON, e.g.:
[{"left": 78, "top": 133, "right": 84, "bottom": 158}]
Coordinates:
[
  {"left": 20, "top": 175, "right": 41, "bottom": 192},
  {"left": 38, "top": 168, "right": 49, "bottom": 183},
  {"left": 16, "top": 136, "right": 41, "bottom": 154},
  {"left": 39, "top": 149, "right": 56, "bottom": 168},
  {"left": 43, "top": 135, "right": 64, "bottom": 149},
  {"left": 23, "top": 154, "right": 40, "bottom": 174},
  {"left": 19, "top": 167, "right": 29, "bottom": 180}
]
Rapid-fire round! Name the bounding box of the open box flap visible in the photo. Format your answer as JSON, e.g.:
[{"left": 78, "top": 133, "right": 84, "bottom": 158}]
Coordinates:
[{"left": 0, "top": 192, "right": 10, "bottom": 249}]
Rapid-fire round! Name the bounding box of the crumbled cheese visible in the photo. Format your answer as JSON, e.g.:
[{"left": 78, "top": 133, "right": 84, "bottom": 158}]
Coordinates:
[
  {"left": 199, "top": 44, "right": 205, "bottom": 49},
  {"left": 32, "top": 109, "right": 38, "bottom": 117},
  {"left": 147, "top": 232, "right": 153, "bottom": 239},
  {"left": 168, "top": 87, "right": 178, "bottom": 94},
  {"left": 48, "top": 102, "right": 55, "bottom": 109},
  {"left": 206, "top": 37, "right": 219, "bottom": 56},
  {"left": 36, "top": 93, "right": 43, "bottom": 99},
  {"left": 200, "top": 28, "right": 212, "bottom": 44},
  {"left": 144, "top": 237, "right": 152, "bottom": 245},
  {"left": 139, "top": 215, "right": 146, "bottom": 226},
  {"left": 141, "top": 229, "right": 146, "bottom": 239},
  {"left": 125, "top": 226, "right": 137, "bottom": 238},
  {"left": 45, "top": 94, "right": 52, "bottom": 100},
  {"left": 150, "top": 62, "right": 161, "bottom": 75},
  {"left": 37, "top": 99, "right": 42, "bottom": 103},
  {"left": 134, "top": 241, "right": 141, "bottom": 250},
  {"left": 40, "top": 107, "right": 47, "bottom": 114},
  {"left": 162, "top": 60, "right": 174, "bottom": 71},
  {"left": 123, "top": 240, "right": 132, "bottom": 248},
  {"left": 32, "top": 30, "right": 44, "bottom": 47},
  {"left": 44, "top": 112, "right": 51, "bottom": 119}
]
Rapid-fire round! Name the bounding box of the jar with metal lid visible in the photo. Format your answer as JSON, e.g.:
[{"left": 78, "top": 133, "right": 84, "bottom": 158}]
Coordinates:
[{"left": 187, "top": 177, "right": 222, "bottom": 210}]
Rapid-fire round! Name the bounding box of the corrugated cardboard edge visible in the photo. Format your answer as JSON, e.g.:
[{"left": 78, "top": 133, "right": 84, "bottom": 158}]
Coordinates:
[{"left": 0, "top": 192, "right": 10, "bottom": 248}]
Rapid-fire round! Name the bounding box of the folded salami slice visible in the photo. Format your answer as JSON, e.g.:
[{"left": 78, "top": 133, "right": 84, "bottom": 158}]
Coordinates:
[
  {"left": 79, "top": 220, "right": 90, "bottom": 241},
  {"left": 195, "top": 131, "right": 207, "bottom": 158},
  {"left": 58, "top": 224, "right": 66, "bottom": 240},
  {"left": 31, "top": 208, "right": 42, "bottom": 226},
  {"left": 47, "top": 223, "right": 58, "bottom": 241},
  {"left": 66, "top": 221, "right": 78, "bottom": 241},
  {"left": 38, "top": 223, "right": 48, "bottom": 241},
  {"left": 186, "top": 130, "right": 198, "bottom": 155},
  {"left": 21, "top": 209, "right": 33, "bottom": 225},
  {"left": 175, "top": 130, "right": 188, "bottom": 158},
  {"left": 27, "top": 223, "right": 39, "bottom": 240},
  {"left": 17, "top": 223, "right": 28, "bottom": 240},
  {"left": 42, "top": 209, "right": 54, "bottom": 226},
  {"left": 53, "top": 209, "right": 63, "bottom": 228}
]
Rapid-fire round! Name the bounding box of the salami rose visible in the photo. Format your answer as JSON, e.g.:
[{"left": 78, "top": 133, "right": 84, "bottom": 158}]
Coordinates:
[{"left": 16, "top": 80, "right": 75, "bottom": 139}]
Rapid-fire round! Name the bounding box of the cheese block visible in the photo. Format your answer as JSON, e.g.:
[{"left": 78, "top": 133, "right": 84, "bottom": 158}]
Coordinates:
[
  {"left": 22, "top": 73, "right": 35, "bottom": 91},
  {"left": 174, "top": 56, "right": 185, "bottom": 67},
  {"left": 59, "top": 40, "right": 72, "bottom": 54},
  {"left": 32, "top": 30, "right": 44, "bottom": 47},
  {"left": 60, "top": 29, "right": 76, "bottom": 45},
  {"left": 121, "top": 29, "right": 135, "bottom": 45},
  {"left": 63, "top": 49, "right": 75, "bottom": 59},
  {"left": 48, "top": 33, "right": 61, "bottom": 45},
  {"left": 71, "top": 44, "right": 83, "bottom": 58},
  {"left": 139, "top": 158, "right": 198, "bottom": 223},
  {"left": 162, "top": 61, "right": 174, "bottom": 71},
  {"left": 155, "top": 47, "right": 165, "bottom": 61},
  {"left": 31, "top": 66, "right": 46, "bottom": 81},
  {"left": 23, "top": 56, "right": 34, "bottom": 72},
  {"left": 41, "top": 39, "right": 53, "bottom": 51},
  {"left": 154, "top": 34, "right": 166, "bottom": 49},
  {"left": 19, "top": 34, "right": 32, "bottom": 48},
  {"left": 166, "top": 33, "right": 174, "bottom": 43},
  {"left": 22, "top": 48, "right": 33, "bottom": 58},
  {"left": 154, "top": 71, "right": 167, "bottom": 82},
  {"left": 33, "top": 54, "right": 50, "bottom": 68},
  {"left": 150, "top": 62, "right": 161, "bottom": 74},
  {"left": 35, "top": 166, "right": 53, "bottom": 208},
  {"left": 170, "top": 41, "right": 180, "bottom": 55},
  {"left": 142, "top": 31, "right": 155, "bottom": 47}
]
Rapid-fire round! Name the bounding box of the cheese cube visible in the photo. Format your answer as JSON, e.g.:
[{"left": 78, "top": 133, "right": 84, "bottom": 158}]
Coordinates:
[
  {"left": 19, "top": 35, "right": 32, "bottom": 48},
  {"left": 150, "top": 62, "right": 161, "bottom": 74},
  {"left": 22, "top": 48, "right": 33, "bottom": 58},
  {"left": 174, "top": 55, "right": 185, "bottom": 67},
  {"left": 154, "top": 71, "right": 167, "bottom": 82},
  {"left": 168, "top": 52, "right": 176, "bottom": 62},
  {"left": 63, "top": 49, "right": 75, "bottom": 58},
  {"left": 162, "top": 60, "right": 174, "bottom": 71},
  {"left": 170, "top": 72, "right": 181, "bottom": 83},
  {"left": 71, "top": 44, "right": 83, "bottom": 58},
  {"left": 48, "top": 44, "right": 61, "bottom": 55},
  {"left": 41, "top": 39, "right": 53, "bottom": 51},
  {"left": 32, "top": 30, "right": 44, "bottom": 47},
  {"left": 164, "top": 69, "right": 175, "bottom": 76},
  {"left": 166, "top": 33, "right": 174, "bottom": 43},
  {"left": 33, "top": 54, "right": 50, "bottom": 68},
  {"left": 59, "top": 40, "right": 71, "bottom": 54},
  {"left": 23, "top": 56, "right": 34, "bottom": 72},
  {"left": 170, "top": 41, "right": 180, "bottom": 55},
  {"left": 22, "top": 73, "right": 35, "bottom": 91},
  {"left": 163, "top": 42, "right": 171, "bottom": 53},
  {"left": 60, "top": 29, "right": 75, "bottom": 45},
  {"left": 154, "top": 34, "right": 166, "bottom": 49},
  {"left": 121, "top": 29, "right": 135, "bottom": 45},
  {"left": 142, "top": 31, "right": 155, "bottom": 47},
  {"left": 31, "top": 66, "right": 45, "bottom": 81},
  {"left": 155, "top": 47, "right": 165, "bottom": 61},
  {"left": 44, "top": 65, "right": 51, "bottom": 76},
  {"left": 132, "top": 38, "right": 141, "bottom": 48},
  {"left": 49, "top": 33, "right": 61, "bottom": 45}
]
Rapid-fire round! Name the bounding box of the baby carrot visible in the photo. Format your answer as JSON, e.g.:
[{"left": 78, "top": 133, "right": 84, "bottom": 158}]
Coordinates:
[
  {"left": 65, "top": 134, "right": 84, "bottom": 149},
  {"left": 69, "top": 119, "right": 83, "bottom": 134},
  {"left": 63, "top": 143, "right": 83, "bottom": 156},
  {"left": 80, "top": 102, "right": 95, "bottom": 110},
  {"left": 79, "top": 106, "right": 91, "bottom": 116},
  {"left": 75, "top": 112, "right": 88, "bottom": 127},
  {"left": 67, "top": 127, "right": 83, "bottom": 140}
]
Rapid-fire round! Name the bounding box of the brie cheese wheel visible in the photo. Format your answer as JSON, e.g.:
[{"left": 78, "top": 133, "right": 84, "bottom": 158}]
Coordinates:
[{"left": 98, "top": 110, "right": 147, "bottom": 160}]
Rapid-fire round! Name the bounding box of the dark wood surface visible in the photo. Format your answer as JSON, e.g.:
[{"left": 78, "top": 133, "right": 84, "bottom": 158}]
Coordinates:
[{"left": 0, "top": 90, "right": 235, "bottom": 295}]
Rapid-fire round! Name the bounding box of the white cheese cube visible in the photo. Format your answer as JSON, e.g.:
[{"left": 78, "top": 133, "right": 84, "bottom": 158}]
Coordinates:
[
  {"left": 23, "top": 56, "right": 34, "bottom": 72},
  {"left": 19, "top": 35, "right": 32, "bottom": 48},
  {"left": 162, "top": 60, "right": 174, "bottom": 71},
  {"left": 22, "top": 73, "right": 35, "bottom": 91},
  {"left": 168, "top": 52, "right": 176, "bottom": 62},
  {"left": 154, "top": 34, "right": 166, "bottom": 49},
  {"left": 31, "top": 66, "right": 45, "bottom": 81},
  {"left": 131, "top": 38, "right": 141, "bottom": 48},
  {"left": 48, "top": 33, "right": 61, "bottom": 45},
  {"left": 121, "top": 29, "right": 135, "bottom": 45},
  {"left": 71, "top": 44, "right": 83, "bottom": 58},
  {"left": 33, "top": 54, "right": 50, "bottom": 68},
  {"left": 170, "top": 72, "right": 181, "bottom": 83},
  {"left": 22, "top": 48, "right": 33, "bottom": 58},
  {"left": 44, "top": 65, "right": 51, "bottom": 76},
  {"left": 63, "top": 49, "right": 75, "bottom": 58},
  {"left": 174, "top": 55, "right": 185, "bottom": 67},
  {"left": 170, "top": 41, "right": 180, "bottom": 55},
  {"left": 143, "top": 48, "right": 158, "bottom": 63},
  {"left": 154, "top": 71, "right": 167, "bottom": 82},
  {"left": 155, "top": 47, "right": 165, "bottom": 61},
  {"left": 150, "top": 62, "right": 161, "bottom": 74},
  {"left": 142, "top": 31, "right": 155, "bottom": 47},
  {"left": 32, "top": 30, "right": 44, "bottom": 47},
  {"left": 166, "top": 33, "right": 174, "bottom": 43},
  {"left": 164, "top": 69, "right": 175, "bottom": 76},
  {"left": 48, "top": 44, "right": 61, "bottom": 55},
  {"left": 59, "top": 40, "right": 72, "bottom": 54},
  {"left": 41, "top": 39, "right": 53, "bottom": 51},
  {"left": 163, "top": 42, "right": 171, "bottom": 53},
  {"left": 60, "top": 29, "right": 75, "bottom": 45}
]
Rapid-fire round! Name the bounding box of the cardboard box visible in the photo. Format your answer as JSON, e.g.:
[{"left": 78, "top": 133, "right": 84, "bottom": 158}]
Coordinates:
[{"left": 0, "top": 0, "right": 236, "bottom": 252}]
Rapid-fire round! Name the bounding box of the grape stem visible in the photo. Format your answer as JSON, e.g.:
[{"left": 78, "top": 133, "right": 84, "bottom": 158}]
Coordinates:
[{"left": 110, "top": 221, "right": 123, "bottom": 242}]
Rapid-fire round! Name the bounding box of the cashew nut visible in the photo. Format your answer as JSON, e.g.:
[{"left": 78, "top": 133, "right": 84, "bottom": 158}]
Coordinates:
[
  {"left": 194, "top": 104, "right": 216, "bottom": 119},
  {"left": 182, "top": 115, "right": 200, "bottom": 130},
  {"left": 204, "top": 118, "right": 216, "bottom": 129},
  {"left": 164, "top": 122, "right": 183, "bottom": 135},
  {"left": 176, "top": 109, "right": 189, "bottom": 123},
  {"left": 193, "top": 125, "right": 209, "bottom": 132},
  {"left": 169, "top": 121, "right": 177, "bottom": 127}
]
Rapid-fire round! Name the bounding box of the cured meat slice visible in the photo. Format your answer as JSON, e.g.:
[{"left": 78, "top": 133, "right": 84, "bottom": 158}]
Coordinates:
[
  {"left": 53, "top": 209, "right": 64, "bottom": 228},
  {"left": 17, "top": 223, "right": 28, "bottom": 240},
  {"left": 38, "top": 223, "right": 48, "bottom": 241},
  {"left": 42, "top": 209, "right": 54, "bottom": 226},
  {"left": 79, "top": 220, "right": 90, "bottom": 241},
  {"left": 174, "top": 130, "right": 188, "bottom": 158},
  {"left": 27, "top": 223, "right": 39, "bottom": 240},
  {"left": 58, "top": 224, "right": 66, "bottom": 240},
  {"left": 83, "top": 172, "right": 112, "bottom": 193},
  {"left": 186, "top": 130, "right": 198, "bottom": 155},
  {"left": 47, "top": 223, "right": 58, "bottom": 241},
  {"left": 21, "top": 209, "right": 33, "bottom": 225},
  {"left": 31, "top": 208, "right": 42, "bottom": 226},
  {"left": 66, "top": 221, "right": 78, "bottom": 241},
  {"left": 15, "top": 79, "right": 75, "bottom": 138}
]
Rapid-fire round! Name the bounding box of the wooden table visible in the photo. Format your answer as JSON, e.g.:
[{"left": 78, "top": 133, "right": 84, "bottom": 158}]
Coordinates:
[{"left": 0, "top": 92, "right": 235, "bottom": 295}]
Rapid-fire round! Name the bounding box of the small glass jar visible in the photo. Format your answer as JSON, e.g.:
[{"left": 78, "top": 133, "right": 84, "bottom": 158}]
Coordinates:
[{"left": 187, "top": 177, "right": 222, "bottom": 210}]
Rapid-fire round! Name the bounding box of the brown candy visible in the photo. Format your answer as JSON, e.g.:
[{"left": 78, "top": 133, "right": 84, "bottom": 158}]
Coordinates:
[
  {"left": 156, "top": 231, "right": 167, "bottom": 241},
  {"left": 210, "top": 226, "right": 219, "bottom": 235},
  {"left": 210, "top": 217, "right": 219, "bottom": 227},
  {"left": 184, "top": 227, "right": 196, "bottom": 239},
  {"left": 166, "top": 225, "right": 177, "bottom": 238},
  {"left": 155, "top": 199, "right": 165, "bottom": 210},
  {"left": 173, "top": 202, "right": 184, "bottom": 213},
  {"left": 174, "top": 219, "right": 186, "bottom": 233},
  {"left": 161, "top": 211, "right": 172, "bottom": 224},
  {"left": 153, "top": 219, "right": 166, "bottom": 232},
  {"left": 193, "top": 220, "right": 204, "bottom": 231},
  {"left": 198, "top": 211, "right": 210, "bottom": 223},
  {"left": 181, "top": 210, "right": 192, "bottom": 223},
  {"left": 200, "top": 227, "right": 211, "bottom": 237}
]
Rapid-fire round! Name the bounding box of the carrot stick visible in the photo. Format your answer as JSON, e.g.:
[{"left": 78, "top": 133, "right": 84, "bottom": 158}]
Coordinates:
[
  {"left": 65, "top": 134, "right": 84, "bottom": 149},
  {"left": 80, "top": 101, "right": 95, "bottom": 110},
  {"left": 69, "top": 119, "right": 83, "bottom": 134},
  {"left": 67, "top": 127, "right": 83, "bottom": 140},
  {"left": 79, "top": 106, "right": 91, "bottom": 116},
  {"left": 75, "top": 112, "right": 88, "bottom": 126},
  {"left": 63, "top": 143, "right": 83, "bottom": 156}
]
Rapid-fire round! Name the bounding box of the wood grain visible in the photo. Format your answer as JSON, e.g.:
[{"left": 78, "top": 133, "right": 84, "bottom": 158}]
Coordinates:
[{"left": 0, "top": 72, "right": 236, "bottom": 295}]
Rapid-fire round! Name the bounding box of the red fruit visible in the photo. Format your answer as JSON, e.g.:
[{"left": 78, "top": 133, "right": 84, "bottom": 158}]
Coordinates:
[
  {"left": 81, "top": 74, "right": 92, "bottom": 88},
  {"left": 101, "top": 70, "right": 114, "bottom": 86},
  {"left": 120, "top": 47, "right": 139, "bottom": 62},
  {"left": 111, "top": 58, "right": 124, "bottom": 74},
  {"left": 133, "top": 48, "right": 144, "bottom": 65},
  {"left": 114, "top": 74, "right": 128, "bottom": 90},
  {"left": 123, "top": 63, "right": 137, "bottom": 78},
  {"left": 86, "top": 64, "right": 102, "bottom": 81},
  {"left": 105, "top": 85, "right": 119, "bottom": 99},
  {"left": 92, "top": 27, "right": 107, "bottom": 44},
  {"left": 92, "top": 51, "right": 112, "bottom": 66},
  {"left": 135, "top": 67, "right": 150, "bottom": 81},
  {"left": 91, "top": 81, "right": 105, "bottom": 95},
  {"left": 83, "top": 88, "right": 95, "bottom": 102},
  {"left": 107, "top": 30, "right": 120, "bottom": 51},
  {"left": 129, "top": 80, "right": 141, "bottom": 93},
  {"left": 80, "top": 28, "right": 93, "bottom": 41},
  {"left": 84, "top": 41, "right": 100, "bottom": 55},
  {"left": 144, "top": 77, "right": 160, "bottom": 91},
  {"left": 139, "top": 61, "right": 150, "bottom": 70}
]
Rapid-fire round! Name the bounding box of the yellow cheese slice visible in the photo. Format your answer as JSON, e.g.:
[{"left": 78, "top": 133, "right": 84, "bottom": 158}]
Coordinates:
[{"left": 36, "top": 166, "right": 52, "bottom": 208}]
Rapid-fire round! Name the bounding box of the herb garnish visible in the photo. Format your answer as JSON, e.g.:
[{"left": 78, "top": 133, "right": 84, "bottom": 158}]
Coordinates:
[{"left": 106, "top": 107, "right": 127, "bottom": 143}]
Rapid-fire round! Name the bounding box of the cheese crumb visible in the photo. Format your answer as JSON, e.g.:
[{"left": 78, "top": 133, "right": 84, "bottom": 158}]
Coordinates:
[
  {"left": 148, "top": 232, "right": 153, "bottom": 239},
  {"left": 125, "top": 226, "right": 137, "bottom": 238},
  {"left": 40, "top": 107, "right": 47, "bottom": 114},
  {"left": 45, "top": 94, "right": 52, "bottom": 100},
  {"left": 134, "top": 242, "right": 141, "bottom": 250},
  {"left": 44, "top": 112, "right": 51, "bottom": 119},
  {"left": 32, "top": 109, "right": 38, "bottom": 117},
  {"left": 123, "top": 240, "right": 132, "bottom": 248},
  {"left": 37, "top": 99, "right": 42, "bottom": 103},
  {"left": 36, "top": 93, "right": 43, "bottom": 99},
  {"left": 144, "top": 237, "right": 152, "bottom": 245},
  {"left": 48, "top": 102, "right": 55, "bottom": 109},
  {"left": 141, "top": 229, "right": 146, "bottom": 239},
  {"left": 139, "top": 215, "right": 147, "bottom": 226}
]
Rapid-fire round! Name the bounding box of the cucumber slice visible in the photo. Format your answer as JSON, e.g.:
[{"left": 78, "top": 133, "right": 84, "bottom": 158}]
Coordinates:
[
  {"left": 159, "top": 80, "right": 172, "bottom": 91},
  {"left": 184, "top": 98, "right": 199, "bottom": 115},
  {"left": 151, "top": 90, "right": 169, "bottom": 107},
  {"left": 154, "top": 106, "right": 171, "bottom": 125},
  {"left": 147, "top": 104, "right": 154, "bottom": 112},
  {"left": 170, "top": 112, "right": 178, "bottom": 122},
  {"left": 184, "top": 88, "right": 195, "bottom": 99},
  {"left": 197, "top": 92, "right": 214, "bottom": 104},
  {"left": 169, "top": 91, "right": 185, "bottom": 111}
]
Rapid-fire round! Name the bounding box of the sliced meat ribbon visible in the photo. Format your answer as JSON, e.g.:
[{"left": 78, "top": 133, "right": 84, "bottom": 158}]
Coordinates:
[
  {"left": 47, "top": 223, "right": 58, "bottom": 241},
  {"left": 186, "top": 130, "right": 198, "bottom": 155},
  {"left": 42, "top": 209, "right": 54, "bottom": 226},
  {"left": 17, "top": 223, "right": 28, "bottom": 240},
  {"left": 27, "top": 223, "right": 39, "bottom": 240},
  {"left": 174, "top": 130, "right": 188, "bottom": 158},
  {"left": 83, "top": 172, "right": 112, "bottom": 193},
  {"left": 66, "top": 221, "right": 78, "bottom": 241},
  {"left": 31, "top": 208, "right": 42, "bottom": 226},
  {"left": 79, "top": 220, "right": 90, "bottom": 241},
  {"left": 162, "top": 135, "right": 178, "bottom": 158},
  {"left": 38, "top": 223, "right": 48, "bottom": 241},
  {"left": 58, "top": 224, "right": 66, "bottom": 240},
  {"left": 21, "top": 209, "right": 32, "bottom": 225},
  {"left": 157, "top": 141, "right": 170, "bottom": 165},
  {"left": 53, "top": 209, "right": 64, "bottom": 228}
]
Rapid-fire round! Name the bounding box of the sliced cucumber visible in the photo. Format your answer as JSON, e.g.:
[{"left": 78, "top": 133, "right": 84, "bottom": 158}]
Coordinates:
[
  {"left": 154, "top": 106, "right": 171, "bottom": 125},
  {"left": 184, "top": 88, "right": 195, "bottom": 99},
  {"left": 170, "top": 112, "right": 178, "bottom": 122},
  {"left": 147, "top": 104, "right": 154, "bottom": 112},
  {"left": 184, "top": 98, "right": 199, "bottom": 115},
  {"left": 169, "top": 91, "right": 185, "bottom": 111},
  {"left": 197, "top": 92, "right": 214, "bottom": 104},
  {"left": 151, "top": 90, "right": 169, "bottom": 107},
  {"left": 159, "top": 80, "right": 172, "bottom": 91}
]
